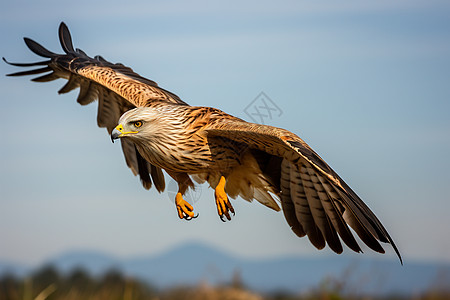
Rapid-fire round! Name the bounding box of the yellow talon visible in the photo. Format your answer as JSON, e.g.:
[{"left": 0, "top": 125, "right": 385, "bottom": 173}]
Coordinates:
[
  {"left": 175, "top": 192, "right": 195, "bottom": 220},
  {"left": 214, "top": 176, "right": 235, "bottom": 221}
]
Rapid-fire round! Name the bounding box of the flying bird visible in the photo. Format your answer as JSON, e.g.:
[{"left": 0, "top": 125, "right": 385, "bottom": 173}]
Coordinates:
[{"left": 4, "top": 22, "right": 402, "bottom": 263}]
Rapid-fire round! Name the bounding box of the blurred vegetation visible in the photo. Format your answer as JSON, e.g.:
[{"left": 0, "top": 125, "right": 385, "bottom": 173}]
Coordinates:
[
  {"left": 0, "top": 265, "right": 449, "bottom": 300},
  {"left": 0, "top": 266, "right": 156, "bottom": 300}
]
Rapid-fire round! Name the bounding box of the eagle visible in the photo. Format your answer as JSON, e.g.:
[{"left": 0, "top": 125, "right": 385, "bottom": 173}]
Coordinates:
[{"left": 4, "top": 22, "right": 402, "bottom": 263}]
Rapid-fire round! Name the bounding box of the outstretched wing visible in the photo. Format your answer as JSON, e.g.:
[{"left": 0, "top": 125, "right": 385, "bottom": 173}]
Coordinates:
[
  {"left": 4, "top": 22, "right": 187, "bottom": 192},
  {"left": 206, "top": 119, "right": 402, "bottom": 263}
]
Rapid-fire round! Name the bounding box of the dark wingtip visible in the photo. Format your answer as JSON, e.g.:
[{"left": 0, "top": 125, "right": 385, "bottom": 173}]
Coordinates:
[
  {"left": 393, "top": 243, "right": 403, "bottom": 265},
  {"left": 59, "top": 22, "right": 75, "bottom": 54},
  {"left": 23, "top": 37, "right": 57, "bottom": 58},
  {"left": 2, "top": 56, "right": 51, "bottom": 67},
  {"left": 76, "top": 48, "right": 87, "bottom": 56},
  {"left": 5, "top": 66, "right": 51, "bottom": 77},
  {"left": 378, "top": 225, "right": 403, "bottom": 265}
]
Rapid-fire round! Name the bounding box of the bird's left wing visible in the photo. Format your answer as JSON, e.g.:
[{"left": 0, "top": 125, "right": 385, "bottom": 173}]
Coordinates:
[
  {"left": 3, "top": 22, "right": 184, "bottom": 192},
  {"left": 205, "top": 119, "right": 402, "bottom": 263}
]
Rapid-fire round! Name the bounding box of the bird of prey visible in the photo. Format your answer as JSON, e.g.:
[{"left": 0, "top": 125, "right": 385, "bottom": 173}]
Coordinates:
[{"left": 4, "top": 22, "right": 401, "bottom": 263}]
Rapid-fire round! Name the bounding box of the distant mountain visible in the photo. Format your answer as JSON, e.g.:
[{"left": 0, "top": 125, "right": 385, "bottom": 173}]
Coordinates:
[
  {"left": 0, "top": 261, "right": 28, "bottom": 278},
  {"left": 1, "top": 242, "right": 449, "bottom": 296}
]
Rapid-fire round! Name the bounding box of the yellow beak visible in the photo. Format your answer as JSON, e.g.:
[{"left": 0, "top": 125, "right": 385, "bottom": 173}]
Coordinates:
[{"left": 110, "top": 124, "right": 138, "bottom": 143}]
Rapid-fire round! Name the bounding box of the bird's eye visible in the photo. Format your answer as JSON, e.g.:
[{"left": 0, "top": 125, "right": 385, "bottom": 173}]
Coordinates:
[{"left": 133, "top": 121, "right": 143, "bottom": 128}]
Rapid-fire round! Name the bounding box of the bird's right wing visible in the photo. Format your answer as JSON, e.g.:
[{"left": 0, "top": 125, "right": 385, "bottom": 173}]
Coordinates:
[
  {"left": 4, "top": 22, "right": 185, "bottom": 192},
  {"left": 205, "top": 117, "right": 402, "bottom": 263}
]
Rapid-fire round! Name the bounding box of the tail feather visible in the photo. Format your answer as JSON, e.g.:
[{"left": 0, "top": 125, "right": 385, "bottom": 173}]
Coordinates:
[
  {"left": 224, "top": 152, "right": 280, "bottom": 210},
  {"left": 254, "top": 187, "right": 280, "bottom": 211}
]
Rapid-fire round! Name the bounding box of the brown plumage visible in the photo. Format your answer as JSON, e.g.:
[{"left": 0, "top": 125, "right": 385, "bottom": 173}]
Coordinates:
[
  {"left": 4, "top": 22, "right": 186, "bottom": 192},
  {"left": 4, "top": 22, "right": 402, "bottom": 263}
]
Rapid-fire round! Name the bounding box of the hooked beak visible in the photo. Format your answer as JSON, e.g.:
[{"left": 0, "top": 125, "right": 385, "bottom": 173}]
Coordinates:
[
  {"left": 111, "top": 127, "right": 121, "bottom": 143},
  {"left": 111, "top": 124, "right": 137, "bottom": 143}
]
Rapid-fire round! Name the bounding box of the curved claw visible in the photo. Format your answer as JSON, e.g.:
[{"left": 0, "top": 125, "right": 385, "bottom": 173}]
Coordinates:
[
  {"left": 184, "top": 213, "right": 199, "bottom": 221},
  {"left": 215, "top": 176, "right": 235, "bottom": 222},
  {"left": 219, "top": 212, "right": 233, "bottom": 222},
  {"left": 175, "top": 192, "right": 197, "bottom": 221}
]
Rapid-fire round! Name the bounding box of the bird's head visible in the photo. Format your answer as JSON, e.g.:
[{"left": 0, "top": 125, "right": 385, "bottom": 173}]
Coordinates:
[{"left": 110, "top": 107, "right": 167, "bottom": 143}]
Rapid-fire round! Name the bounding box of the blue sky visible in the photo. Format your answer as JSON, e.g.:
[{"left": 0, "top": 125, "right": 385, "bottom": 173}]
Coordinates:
[{"left": 0, "top": 0, "right": 449, "bottom": 266}]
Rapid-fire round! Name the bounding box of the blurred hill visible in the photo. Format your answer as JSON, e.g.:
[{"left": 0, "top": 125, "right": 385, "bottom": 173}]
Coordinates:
[{"left": 1, "top": 242, "right": 449, "bottom": 296}]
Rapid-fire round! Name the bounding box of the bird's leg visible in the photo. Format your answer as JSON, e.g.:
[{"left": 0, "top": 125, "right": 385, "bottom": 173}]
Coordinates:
[
  {"left": 169, "top": 172, "right": 198, "bottom": 221},
  {"left": 215, "top": 176, "right": 235, "bottom": 222}
]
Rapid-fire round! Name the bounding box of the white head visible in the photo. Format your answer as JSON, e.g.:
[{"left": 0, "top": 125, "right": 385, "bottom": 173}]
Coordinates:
[{"left": 110, "top": 107, "right": 182, "bottom": 143}]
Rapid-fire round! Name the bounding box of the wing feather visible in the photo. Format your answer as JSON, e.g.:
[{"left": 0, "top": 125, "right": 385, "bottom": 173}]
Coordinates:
[
  {"left": 77, "top": 80, "right": 97, "bottom": 105},
  {"left": 31, "top": 72, "right": 60, "bottom": 83},
  {"left": 205, "top": 118, "right": 402, "bottom": 262},
  {"left": 58, "top": 22, "right": 75, "bottom": 53},
  {"left": 58, "top": 74, "right": 80, "bottom": 94},
  {"left": 314, "top": 173, "right": 362, "bottom": 253},
  {"left": 332, "top": 185, "right": 386, "bottom": 254},
  {"left": 6, "top": 66, "right": 52, "bottom": 77},
  {"left": 304, "top": 164, "right": 343, "bottom": 254},
  {"left": 136, "top": 150, "right": 153, "bottom": 190},
  {"left": 289, "top": 161, "right": 325, "bottom": 249},
  {"left": 2, "top": 57, "right": 50, "bottom": 67},
  {"left": 280, "top": 159, "right": 306, "bottom": 237},
  {"left": 4, "top": 22, "right": 187, "bottom": 194},
  {"left": 23, "top": 37, "right": 57, "bottom": 58},
  {"left": 149, "top": 163, "right": 165, "bottom": 193},
  {"left": 120, "top": 139, "right": 139, "bottom": 176}
]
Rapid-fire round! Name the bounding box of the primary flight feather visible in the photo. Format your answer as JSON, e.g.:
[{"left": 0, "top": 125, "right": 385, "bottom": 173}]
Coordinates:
[{"left": 4, "top": 22, "right": 402, "bottom": 263}]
